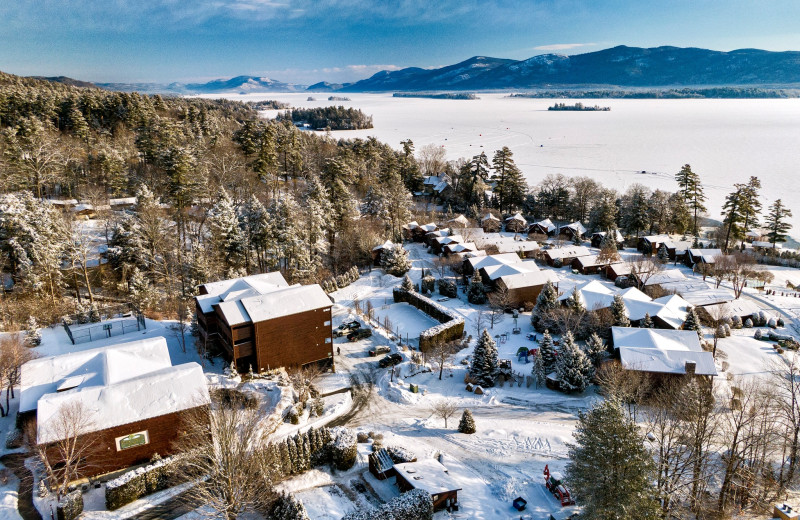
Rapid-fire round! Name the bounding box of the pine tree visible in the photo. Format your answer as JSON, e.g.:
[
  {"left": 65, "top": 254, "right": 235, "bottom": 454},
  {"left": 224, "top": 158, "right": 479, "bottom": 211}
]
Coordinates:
[
  {"left": 657, "top": 244, "right": 669, "bottom": 264},
  {"left": 470, "top": 329, "right": 498, "bottom": 387},
  {"left": 566, "top": 399, "right": 660, "bottom": 520},
  {"left": 531, "top": 350, "right": 546, "bottom": 388},
  {"left": 207, "top": 190, "right": 247, "bottom": 277},
  {"left": 675, "top": 164, "right": 706, "bottom": 237},
  {"left": 565, "top": 286, "right": 585, "bottom": 313},
  {"left": 457, "top": 153, "right": 490, "bottom": 208},
  {"left": 738, "top": 176, "right": 762, "bottom": 249},
  {"left": 611, "top": 294, "right": 630, "bottom": 327},
  {"left": 381, "top": 245, "right": 411, "bottom": 277},
  {"left": 641, "top": 313, "right": 654, "bottom": 328},
  {"left": 532, "top": 280, "right": 559, "bottom": 329},
  {"left": 467, "top": 271, "right": 487, "bottom": 304},
  {"left": 538, "top": 330, "right": 557, "bottom": 373},
  {"left": 583, "top": 332, "right": 607, "bottom": 367},
  {"left": 129, "top": 268, "right": 157, "bottom": 312},
  {"left": 765, "top": 199, "right": 793, "bottom": 249},
  {"left": 286, "top": 437, "right": 298, "bottom": 474},
  {"left": 271, "top": 492, "right": 311, "bottom": 520},
  {"left": 458, "top": 409, "right": 476, "bottom": 434},
  {"left": 301, "top": 175, "right": 331, "bottom": 259},
  {"left": 25, "top": 316, "right": 42, "bottom": 347},
  {"left": 597, "top": 230, "right": 621, "bottom": 263},
  {"left": 555, "top": 331, "right": 593, "bottom": 393},
  {"left": 682, "top": 306, "right": 703, "bottom": 340},
  {"left": 400, "top": 274, "right": 414, "bottom": 292},
  {"left": 721, "top": 183, "right": 745, "bottom": 251},
  {"left": 492, "top": 147, "right": 527, "bottom": 213}
]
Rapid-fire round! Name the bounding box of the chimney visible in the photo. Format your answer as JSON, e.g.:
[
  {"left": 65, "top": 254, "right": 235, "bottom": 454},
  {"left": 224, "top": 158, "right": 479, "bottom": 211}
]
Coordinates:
[{"left": 685, "top": 361, "right": 696, "bottom": 376}]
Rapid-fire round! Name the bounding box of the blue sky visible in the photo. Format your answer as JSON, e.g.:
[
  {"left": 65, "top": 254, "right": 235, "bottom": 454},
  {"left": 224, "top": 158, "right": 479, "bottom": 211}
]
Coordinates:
[{"left": 2, "top": 0, "right": 800, "bottom": 84}]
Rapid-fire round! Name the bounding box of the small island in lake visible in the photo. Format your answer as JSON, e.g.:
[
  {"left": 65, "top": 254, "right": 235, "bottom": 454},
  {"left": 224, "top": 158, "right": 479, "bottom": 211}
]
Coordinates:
[
  {"left": 548, "top": 102, "right": 610, "bottom": 111},
  {"left": 393, "top": 92, "right": 478, "bottom": 100},
  {"left": 328, "top": 96, "right": 350, "bottom": 101}
]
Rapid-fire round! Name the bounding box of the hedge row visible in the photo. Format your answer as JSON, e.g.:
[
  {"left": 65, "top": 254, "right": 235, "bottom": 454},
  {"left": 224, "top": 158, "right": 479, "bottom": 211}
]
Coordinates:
[
  {"left": 105, "top": 454, "right": 178, "bottom": 511},
  {"left": 393, "top": 288, "right": 465, "bottom": 350},
  {"left": 321, "top": 266, "right": 360, "bottom": 294},
  {"left": 342, "top": 488, "right": 433, "bottom": 520},
  {"left": 57, "top": 490, "right": 83, "bottom": 520}
]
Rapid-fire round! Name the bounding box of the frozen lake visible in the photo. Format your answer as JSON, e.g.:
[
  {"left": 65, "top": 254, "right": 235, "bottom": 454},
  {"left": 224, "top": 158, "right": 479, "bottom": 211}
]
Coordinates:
[{"left": 200, "top": 92, "right": 800, "bottom": 232}]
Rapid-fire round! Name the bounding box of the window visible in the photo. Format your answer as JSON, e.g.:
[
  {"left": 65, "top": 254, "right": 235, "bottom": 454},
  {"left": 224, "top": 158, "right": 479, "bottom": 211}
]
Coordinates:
[
  {"left": 324, "top": 320, "right": 331, "bottom": 327},
  {"left": 325, "top": 337, "right": 332, "bottom": 344},
  {"left": 115, "top": 430, "right": 150, "bottom": 451}
]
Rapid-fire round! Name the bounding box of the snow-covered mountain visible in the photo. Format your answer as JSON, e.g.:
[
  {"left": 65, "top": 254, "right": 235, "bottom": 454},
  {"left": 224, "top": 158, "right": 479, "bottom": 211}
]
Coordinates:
[{"left": 184, "top": 76, "right": 306, "bottom": 93}]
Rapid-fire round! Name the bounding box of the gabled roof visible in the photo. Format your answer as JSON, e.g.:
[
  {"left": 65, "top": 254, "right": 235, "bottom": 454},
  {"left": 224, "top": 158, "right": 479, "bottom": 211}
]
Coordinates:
[
  {"left": 418, "top": 222, "right": 437, "bottom": 232},
  {"left": 448, "top": 214, "right": 469, "bottom": 226},
  {"left": 196, "top": 272, "right": 290, "bottom": 315},
  {"left": 481, "top": 213, "right": 500, "bottom": 222},
  {"left": 436, "top": 234, "right": 463, "bottom": 246},
  {"left": 498, "top": 270, "right": 558, "bottom": 290},
  {"left": 467, "top": 253, "right": 524, "bottom": 270},
  {"left": 530, "top": 218, "right": 555, "bottom": 233},
  {"left": 505, "top": 213, "right": 527, "bottom": 223},
  {"left": 613, "top": 327, "right": 716, "bottom": 376},
  {"left": 241, "top": 284, "right": 331, "bottom": 323},
  {"left": 592, "top": 230, "right": 624, "bottom": 243},
  {"left": 688, "top": 248, "right": 723, "bottom": 263},
  {"left": 446, "top": 242, "right": 476, "bottom": 254},
  {"left": 545, "top": 246, "right": 591, "bottom": 260},
  {"left": 644, "top": 269, "right": 687, "bottom": 286},
  {"left": 373, "top": 240, "right": 394, "bottom": 251},
  {"left": 402, "top": 220, "right": 420, "bottom": 230},
  {"left": 483, "top": 263, "right": 536, "bottom": 281},
  {"left": 562, "top": 221, "right": 587, "bottom": 235},
  {"left": 679, "top": 288, "right": 734, "bottom": 307}
]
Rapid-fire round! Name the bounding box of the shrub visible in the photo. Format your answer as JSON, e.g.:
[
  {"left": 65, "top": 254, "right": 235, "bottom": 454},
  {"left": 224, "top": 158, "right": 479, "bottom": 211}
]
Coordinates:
[
  {"left": 328, "top": 427, "right": 357, "bottom": 470},
  {"left": 309, "top": 397, "right": 324, "bottom": 418},
  {"left": 105, "top": 455, "right": 179, "bottom": 510},
  {"left": 421, "top": 276, "right": 435, "bottom": 294},
  {"left": 732, "top": 315, "right": 743, "bottom": 329},
  {"left": 437, "top": 278, "right": 458, "bottom": 298},
  {"left": 342, "top": 488, "right": 433, "bottom": 520},
  {"left": 778, "top": 317, "right": 786, "bottom": 327},
  {"left": 744, "top": 318, "right": 754, "bottom": 328},
  {"left": 385, "top": 446, "right": 416, "bottom": 464},
  {"left": 754, "top": 329, "right": 763, "bottom": 340},
  {"left": 458, "top": 409, "right": 476, "bottom": 434},
  {"left": 271, "top": 492, "right": 310, "bottom": 520},
  {"left": 357, "top": 432, "right": 369, "bottom": 443},
  {"left": 57, "top": 490, "right": 83, "bottom": 520}
]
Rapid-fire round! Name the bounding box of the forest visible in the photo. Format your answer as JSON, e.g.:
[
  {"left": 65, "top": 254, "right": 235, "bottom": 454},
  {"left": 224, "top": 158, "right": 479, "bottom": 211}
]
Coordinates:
[
  {"left": 510, "top": 87, "right": 800, "bottom": 99},
  {"left": 278, "top": 106, "right": 373, "bottom": 130}
]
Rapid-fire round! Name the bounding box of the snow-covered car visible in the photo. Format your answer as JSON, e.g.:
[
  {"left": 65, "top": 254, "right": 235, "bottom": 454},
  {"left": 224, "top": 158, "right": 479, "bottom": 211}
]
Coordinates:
[
  {"left": 334, "top": 320, "right": 361, "bottom": 337},
  {"left": 378, "top": 353, "right": 403, "bottom": 368},
  {"left": 347, "top": 328, "right": 372, "bottom": 342},
  {"left": 437, "top": 297, "right": 450, "bottom": 302}
]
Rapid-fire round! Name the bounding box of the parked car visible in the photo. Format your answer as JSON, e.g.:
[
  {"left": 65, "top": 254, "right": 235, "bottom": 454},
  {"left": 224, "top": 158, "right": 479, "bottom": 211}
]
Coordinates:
[
  {"left": 369, "top": 345, "right": 392, "bottom": 357},
  {"left": 334, "top": 320, "right": 361, "bottom": 337},
  {"left": 378, "top": 353, "right": 403, "bottom": 368},
  {"left": 347, "top": 328, "right": 372, "bottom": 342}
]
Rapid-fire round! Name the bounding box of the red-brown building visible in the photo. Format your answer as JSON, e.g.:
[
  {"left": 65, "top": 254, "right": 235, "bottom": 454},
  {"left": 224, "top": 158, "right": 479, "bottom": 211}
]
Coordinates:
[
  {"left": 20, "top": 337, "right": 210, "bottom": 478},
  {"left": 195, "top": 272, "right": 333, "bottom": 372}
]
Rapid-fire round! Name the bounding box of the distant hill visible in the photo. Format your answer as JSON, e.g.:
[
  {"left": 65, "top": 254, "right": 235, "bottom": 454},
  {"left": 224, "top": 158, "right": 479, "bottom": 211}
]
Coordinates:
[
  {"left": 31, "top": 76, "right": 97, "bottom": 88},
  {"left": 342, "top": 46, "right": 800, "bottom": 91},
  {"left": 306, "top": 81, "right": 351, "bottom": 92},
  {"left": 184, "top": 75, "right": 306, "bottom": 93}
]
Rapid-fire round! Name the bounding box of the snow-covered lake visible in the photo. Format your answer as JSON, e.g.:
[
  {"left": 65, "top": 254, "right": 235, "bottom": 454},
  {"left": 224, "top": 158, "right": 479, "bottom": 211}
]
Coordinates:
[{"left": 199, "top": 92, "right": 800, "bottom": 232}]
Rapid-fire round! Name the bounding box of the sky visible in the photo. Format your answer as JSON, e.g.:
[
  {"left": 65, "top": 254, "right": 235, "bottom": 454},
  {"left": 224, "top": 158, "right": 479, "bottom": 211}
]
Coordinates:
[{"left": 2, "top": 0, "right": 800, "bottom": 85}]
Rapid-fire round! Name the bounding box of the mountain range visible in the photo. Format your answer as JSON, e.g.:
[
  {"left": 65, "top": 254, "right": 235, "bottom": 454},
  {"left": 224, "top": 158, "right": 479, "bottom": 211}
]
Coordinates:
[{"left": 42, "top": 45, "right": 800, "bottom": 94}]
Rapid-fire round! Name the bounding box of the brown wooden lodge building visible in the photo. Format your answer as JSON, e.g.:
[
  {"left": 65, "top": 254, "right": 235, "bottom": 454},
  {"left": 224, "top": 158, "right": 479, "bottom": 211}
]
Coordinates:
[{"left": 195, "top": 272, "right": 334, "bottom": 372}]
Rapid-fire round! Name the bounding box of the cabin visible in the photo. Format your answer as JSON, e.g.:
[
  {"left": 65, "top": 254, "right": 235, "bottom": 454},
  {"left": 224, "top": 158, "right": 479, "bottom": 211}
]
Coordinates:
[
  {"left": 698, "top": 299, "right": 761, "bottom": 324},
  {"left": 558, "top": 221, "right": 587, "bottom": 241},
  {"left": 611, "top": 327, "right": 717, "bottom": 380},
  {"left": 424, "top": 228, "right": 450, "bottom": 247},
  {"left": 109, "top": 197, "right": 137, "bottom": 211},
  {"left": 413, "top": 222, "right": 438, "bottom": 242},
  {"left": 504, "top": 213, "right": 528, "bottom": 233},
  {"left": 481, "top": 213, "right": 501, "bottom": 233},
  {"left": 195, "top": 272, "right": 333, "bottom": 372},
  {"left": 684, "top": 248, "right": 723, "bottom": 268},
  {"left": 394, "top": 459, "right": 462, "bottom": 512},
  {"left": 463, "top": 252, "right": 526, "bottom": 277},
  {"left": 543, "top": 246, "right": 591, "bottom": 267},
  {"left": 433, "top": 234, "right": 463, "bottom": 255},
  {"left": 447, "top": 214, "right": 470, "bottom": 229},
  {"left": 444, "top": 241, "right": 477, "bottom": 256},
  {"left": 752, "top": 241, "right": 782, "bottom": 252},
  {"left": 590, "top": 230, "right": 625, "bottom": 249},
  {"left": 604, "top": 262, "right": 632, "bottom": 281},
  {"left": 372, "top": 240, "right": 394, "bottom": 266},
  {"left": 642, "top": 269, "right": 687, "bottom": 290},
  {"left": 571, "top": 255, "right": 615, "bottom": 275},
  {"left": 19, "top": 337, "right": 209, "bottom": 478},
  {"left": 528, "top": 218, "right": 556, "bottom": 237},
  {"left": 496, "top": 270, "right": 559, "bottom": 308},
  {"left": 401, "top": 221, "right": 419, "bottom": 241},
  {"left": 422, "top": 175, "right": 453, "bottom": 200},
  {"left": 638, "top": 235, "right": 674, "bottom": 256},
  {"left": 71, "top": 203, "right": 97, "bottom": 219}
]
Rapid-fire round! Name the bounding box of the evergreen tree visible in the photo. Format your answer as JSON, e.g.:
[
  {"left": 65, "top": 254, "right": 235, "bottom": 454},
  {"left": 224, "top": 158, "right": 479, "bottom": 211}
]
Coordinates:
[
  {"left": 400, "top": 274, "right": 414, "bottom": 292},
  {"left": 738, "top": 176, "right": 762, "bottom": 249},
  {"left": 470, "top": 329, "right": 498, "bottom": 387},
  {"left": 682, "top": 307, "right": 703, "bottom": 339},
  {"left": 611, "top": 294, "right": 630, "bottom": 327},
  {"left": 588, "top": 189, "right": 618, "bottom": 232},
  {"left": 381, "top": 245, "right": 411, "bottom": 277},
  {"left": 25, "top": 316, "right": 42, "bottom": 347},
  {"left": 597, "top": 230, "right": 621, "bottom": 263},
  {"left": 129, "top": 267, "right": 157, "bottom": 312},
  {"left": 458, "top": 409, "right": 476, "bottom": 434},
  {"left": 583, "top": 332, "right": 607, "bottom": 367},
  {"left": 657, "top": 244, "right": 669, "bottom": 263},
  {"left": 302, "top": 175, "right": 332, "bottom": 259},
  {"left": 530, "top": 349, "right": 546, "bottom": 388},
  {"left": 721, "top": 183, "right": 745, "bottom": 251},
  {"left": 641, "top": 313, "right": 654, "bottom": 328},
  {"left": 565, "top": 286, "right": 585, "bottom": 313},
  {"left": 765, "top": 199, "right": 793, "bottom": 249},
  {"left": 207, "top": 190, "right": 247, "bottom": 277},
  {"left": 399, "top": 139, "right": 423, "bottom": 192},
  {"left": 668, "top": 192, "right": 692, "bottom": 235},
  {"left": 271, "top": 492, "right": 311, "bottom": 520},
  {"left": 456, "top": 152, "right": 490, "bottom": 208},
  {"left": 538, "top": 330, "right": 557, "bottom": 373},
  {"left": 620, "top": 184, "right": 650, "bottom": 237},
  {"left": 566, "top": 399, "right": 660, "bottom": 520},
  {"left": 467, "top": 271, "right": 487, "bottom": 304},
  {"left": 555, "top": 331, "right": 593, "bottom": 393},
  {"left": 675, "top": 164, "right": 706, "bottom": 237},
  {"left": 491, "top": 147, "right": 527, "bottom": 213},
  {"left": 535, "top": 281, "right": 559, "bottom": 312}
]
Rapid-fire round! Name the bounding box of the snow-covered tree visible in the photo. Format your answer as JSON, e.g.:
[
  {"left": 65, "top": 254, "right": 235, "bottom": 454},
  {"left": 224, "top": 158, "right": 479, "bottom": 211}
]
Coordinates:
[
  {"left": 129, "top": 268, "right": 157, "bottom": 312},
  {"left": 597, "top": 230, "right": 621, "bottom": 264},
  {"left": 611, "top": 294, "right": 630, "bottom": 327},
  {"left": 641, "top": 313, "right": 654, "bottom": 328},
  {"left": 566, "top": 399, "right": 659, "bottom": 519},
  {"left": 531, "top": 350, "right": 546, "bottom": 388},
  {"left": 470, "top": 329, "right": 498, "bottom": 387},
  {"left": 536, "top": 281, "right": 559, "bottom": 312},
  {"left": 583, "top": 332, "right": 607, "bottom": 367},
  {"left": 207, "top": 190, "right": 247, "bottom": 277},
  {"left": 381, "top": 245, "right": 411, "bottom": 277},
  {"left": 458, "top": 409, "right": 476, "bottom": 434},
  {"left": 302, "top": 175, "right": 332, "bottom": 259},
  {"left": 400, "top": 274, "right": 414, "bottom": 292},
  {"left": 271, "top": 492, "right": 310, "bottom": 520},
  {"left": 682, "top": 307, "right": 703, "bottom": 339},
  {"left": 657, "top": 243, "right": 670, "bottom": 264},
  {"left": 555, "top": 331, "right": 593, "bottom": 393},
  {"left": 467, "top": 271, "right": 487, "bottom": 304},
  {"left": 25, "top": 316, "right": 42, "bottom": 347},
  {"left": 240, "top": 195, "right": 271, "bottom": 272},
  {"left": 538, "top": 329, "right": 557, "bottom": 373},
  {"left": 565, "top": 286, "right": 585, "bottom": 313}
]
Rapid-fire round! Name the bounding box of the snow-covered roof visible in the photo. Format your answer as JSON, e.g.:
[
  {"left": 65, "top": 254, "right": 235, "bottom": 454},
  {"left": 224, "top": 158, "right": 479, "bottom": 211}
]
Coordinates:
[
  {"left": 419, "top": 222, "right": 437, "bottom": 232},
  {"left": 644, "top": 269, "right": 687, "bottom": 286},
  {"left": 20, "top": 337, "right": 172, "bottom": 413},
  {"left": 641, "top": 234, "right": 671, "bottom": 244},
  {"left": 448, "top": 214, "right": 469, "bottom": 226},
  {"left": 530, "top": 219, "right": 555, "bottom": 233},
  {"left": 402, "top": 221, "right": 419, "bottom": 230},
  {"left": 702, "top": 299, "right": 761, "bottom": 318},
  {"left": 467, "top": 253, "right": 523, "bottom": 271},
  {"left": 613, "top": 327, "right": 716, "bottom": 376},
  {"left": 435, "top": 234, "right": 463, "bottom": 246},
  {"left": 241, "top": 284, "right": 331, "bottom": 323},
  {"left": 573, "top": 255, "right": 607, "bottom": 268},
  {"left": 752, "top": 241, "right": 781, "bottom": 249},
  {"left": 688, "top": 248, "right": 723, "bottom": 263},
  {"left": 37, "top": 361, "right": 208, "bottom": 444},
  {"left": 592, "top": 230, "right": 625, "bottom": 243},
  {"left": 679, "top": 288, "right": 734, "bottom": 307},
  {"left": 746, "top": 230, "right": 762, "bottom": 238},
  {"left": 498, "top": 270, "right": 558, "bottom": 290},
  {"left": 481, "top": 213, "right": 500, "bottom": 222},
  {"left": 505, "top": 213, "right": 527, "bottom": 223},
  {"left": 196, "top": 272, "right": 290, "bottom": 314},
  {"left": 373, "top": 240, "right": 394, "bottom": 251},
  {"left": 47, "top": 199, "right": 78, "bottom": 207},
  {"left": 446, "top": 242, "right": 476, "bottom": 254},
  {"left": 425, "top": 229, "right": 450, "bottom": 239},
  {"left": 483, "top": 262, "right": 536, "bottom": 280},
  {"left": 495, "top": 239, "right": 539, "bottom": 254},
  {"left": 109, "top": 197, "right": 136, "bottom": 206},
  {"left": 562, "top": 221, "right": 587, "bottom": 235},
  {"left": 394, "top": 459, "right": 462, "bottom": 495},
  {"left": 71, "top": 203, "right": 95, "bottom": 213},
  {"left": 545, "top": 246, "right": 591, "bottom": 260},
  {"left": 434, "top": 181, "right": 451, "bottom": 193}
]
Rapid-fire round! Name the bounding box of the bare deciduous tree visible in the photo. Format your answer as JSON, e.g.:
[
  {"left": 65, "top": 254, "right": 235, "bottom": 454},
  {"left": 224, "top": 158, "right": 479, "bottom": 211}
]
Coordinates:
[
  {"left": 629, "top": 254, "right": 663, "bottom": 289},
  {"left": 595, "top": 362, "right": 651, "bottom": 421},
  {"left": 0, "top": 334, "right": 37, "bottom": 416},
  {"left": 173, "top": 394, "right": 279, "bottom": 520},
  {"left": 427, "top": 339, "right": 461, "bottom": 380},
  {"left": 488, "top": 286, "right": 511, "bottom": 329},
  {"left": 429, "top": 398, "right": 459, "bottom": 428}
]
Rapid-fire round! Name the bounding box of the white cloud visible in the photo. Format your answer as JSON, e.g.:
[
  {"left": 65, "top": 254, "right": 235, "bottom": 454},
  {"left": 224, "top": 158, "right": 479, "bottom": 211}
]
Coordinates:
[{"left": 532, "top": 42, "right": 598, "bottom": 52}]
